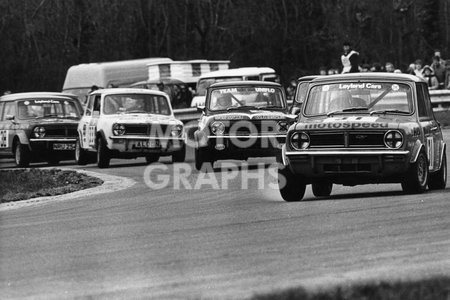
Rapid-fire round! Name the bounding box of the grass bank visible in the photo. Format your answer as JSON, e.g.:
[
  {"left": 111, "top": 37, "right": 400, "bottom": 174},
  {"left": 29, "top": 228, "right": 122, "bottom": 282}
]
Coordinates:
[
  {"left": 252, "top": 276, "right": 450, "bottom": 300},
  {"left": 0, "top": 168, "right": 103, "bottom": 203}
]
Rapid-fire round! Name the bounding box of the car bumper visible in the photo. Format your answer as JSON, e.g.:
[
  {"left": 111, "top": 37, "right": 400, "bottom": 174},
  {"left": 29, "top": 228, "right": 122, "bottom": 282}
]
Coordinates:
[
  {"left": 29, "top": 138, "right": 77, "bottom": 152},
  {"left": 283, "top": 148, "right": 411, "bottom": 184},
  {"left": 108, "top": 136, "right": 185, "bottom": 154}
]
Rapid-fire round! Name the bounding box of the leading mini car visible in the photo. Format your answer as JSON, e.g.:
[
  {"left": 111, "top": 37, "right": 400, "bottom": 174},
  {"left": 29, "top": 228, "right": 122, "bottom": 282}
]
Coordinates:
[
  {"left": 76, "top": 88, "right": 186, "bottom": 168},
  {"left": 279, "top": 73, "right": 447, "bottom": 201},
  {"left": 0, "top": 92, "right": 83, "bottom": 167},
  {"left": 194, "top": 81, "right": 295, "bottom": 170}
]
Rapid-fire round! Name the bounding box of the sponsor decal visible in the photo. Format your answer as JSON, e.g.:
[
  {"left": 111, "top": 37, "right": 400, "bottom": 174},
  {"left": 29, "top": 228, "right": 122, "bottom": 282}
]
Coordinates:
[
  {"left": 338, "top": 83, "right": 382, "bottom": 90},
  {"left": 218, "top": 88, "right": 238, "bottom": 94},
  {"left": 215, "top": 115, "right": 246, "bottom": 120},
  {"left": 255, "top": 87, "right": 276, "bottom": 93},
  {"left": 302, "top": 122, "right": 389, "bottom": 129},
  {"left": 392, "top": 84, "right": 400, "bottom": 91},
  {"left": 323, "top": 116, "right": 379, "bottom": 123},
  {"left": 33, "top": 100, "right": 60, "bottom": 104},
  {"left": 0, "top": 130, "right": 8, "bottom": 148},
  {"left": 252, "top": 115, "right": 285, "bottom": 120}
]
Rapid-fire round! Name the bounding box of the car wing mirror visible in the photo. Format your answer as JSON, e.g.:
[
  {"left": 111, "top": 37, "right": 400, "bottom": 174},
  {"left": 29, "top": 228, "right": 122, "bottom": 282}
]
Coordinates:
[
  {"left": 289, "top": 106, "right": 301, "bottom": 115},
  {"left": 6, "top": 115, "right": 15, "bottom": 121},
  {"left": 196, "top": 106, "right": 205, "bottom": 113}
]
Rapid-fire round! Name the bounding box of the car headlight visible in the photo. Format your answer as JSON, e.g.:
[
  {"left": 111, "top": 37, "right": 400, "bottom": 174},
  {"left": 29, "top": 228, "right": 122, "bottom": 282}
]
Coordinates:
[
  {"left": 170, "top": 125, "right": 183, "bottom": 137},
  {"left": 33, "top": 126, "right": 46, "bottom": 138},
  {"left": 211, "top": 121, "right": 225, "bottom": 135},
  {"left": 277, "top": 121, "right": 289, "bottom": 133},
  {"left": 112, "top": 123, "right": 126, "bottom": 136},
  {"left": 384, "top": 130, "right": 403, "bottom": 149},
  {"left": 290, "top": 131, "right": 310, "bottom": 150}
]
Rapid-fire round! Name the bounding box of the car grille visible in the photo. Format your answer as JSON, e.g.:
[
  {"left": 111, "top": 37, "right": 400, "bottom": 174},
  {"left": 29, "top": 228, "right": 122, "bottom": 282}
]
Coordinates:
[
  {"left": 224, "top": 120, "right": 280, "bottom": 135},
  {"left": 43, "top": 125, "right": 78, "bottom": 137},
  {"left": 124, "top": 124, "right": 169, "bottom": 136},
  {"left": 309, "top": 131, "right": 385, "bottom": 148}
]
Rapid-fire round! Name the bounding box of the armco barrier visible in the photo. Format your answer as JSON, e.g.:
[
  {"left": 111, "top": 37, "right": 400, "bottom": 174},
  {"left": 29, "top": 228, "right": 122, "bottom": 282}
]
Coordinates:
[{"left": 174, "top": 90, "right": 450, "bottom": 131}]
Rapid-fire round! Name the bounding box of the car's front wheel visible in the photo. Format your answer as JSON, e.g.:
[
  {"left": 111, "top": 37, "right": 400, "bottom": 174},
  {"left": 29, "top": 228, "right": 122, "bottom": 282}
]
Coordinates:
[
  {"left": 278, "top": 165, "right": 306, "bottom": 202},
  {"left": 14, "top": 140, "right": 31, "bottom": 168},
  {"left": 172, "top": 144, "right": 186, "bottom": 163},
  {"left": 194, "top": 147, "right": 214, "bottom": 171},
  {"left": 97, "top": 137, "right": 110, "bottom": 168},
  {"left": 312, "top": 182, "right": 333, "bottom": 197},
  {"left": 402, "top": 151, "right": 428, "bottom": 194},
  {"left": 75, "top": 138, "right": 89, "bottom": 165},
  {"left": 428, "top": 151, "right": 447, "bottom": 190}
]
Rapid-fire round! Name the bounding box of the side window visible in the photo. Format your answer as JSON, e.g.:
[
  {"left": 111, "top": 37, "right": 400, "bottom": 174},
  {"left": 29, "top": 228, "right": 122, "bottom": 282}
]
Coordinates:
[
  {"left": 4, "top": 102, "right": 16, "bottom": 119},
  {"left": 93, "top": 95, "right": 101, "bottom": 116},
  {"left": 416, "top": 84, "right": 432, "bottom": 119},
  {"left": 247, "top": 76, "right": 259, "bottom": 81},
  {"left": 421, "top": 84, "right": 434, "bottom": 118},
  {"left": 85, "top": 95, "right": 95, "bottom": 116}
]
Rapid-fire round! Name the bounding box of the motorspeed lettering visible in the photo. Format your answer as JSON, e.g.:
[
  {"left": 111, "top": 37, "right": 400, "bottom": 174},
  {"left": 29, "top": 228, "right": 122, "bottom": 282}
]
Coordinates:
[
  {"left": 303, "top": 122, "right": 388, "bottom": 129},
  {"left": 0, "top": 130, "right": 8, "bottom": 148},
  {"left": 338, "top": 83, "right": 382, "bottom": 90},
  {"left": 255, "top": 88, "right": 276, "bottom": 93},
  {"left": 217, "top": 88, "right": 238, "bottom": 94}
]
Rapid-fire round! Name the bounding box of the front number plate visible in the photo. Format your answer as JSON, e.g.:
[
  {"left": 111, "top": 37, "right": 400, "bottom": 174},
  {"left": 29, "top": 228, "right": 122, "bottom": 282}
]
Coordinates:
[
  {"left": 53, "top": 143, "right": 75, "bottom": 150},
  {"left": 133, "top": 140, "right": 160, "bottom": 149}
]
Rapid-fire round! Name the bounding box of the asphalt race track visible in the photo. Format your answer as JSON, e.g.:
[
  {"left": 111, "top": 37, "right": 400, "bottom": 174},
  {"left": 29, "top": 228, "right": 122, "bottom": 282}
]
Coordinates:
[{"left": 1, "top": 130, "right": 450, "bottom": 299}]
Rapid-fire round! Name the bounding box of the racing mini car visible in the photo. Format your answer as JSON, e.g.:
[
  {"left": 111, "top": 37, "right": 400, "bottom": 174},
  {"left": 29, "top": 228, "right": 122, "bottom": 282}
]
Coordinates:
[
  {"left": 75, "top": 88, "right": 185, "bottom": 168},
  {"left": 0, "top": 92, "right": 83, "bottom": 167},
  {"left": 279, "top": 73, "right": 447, "bottom": 201},
  {"left": 194, "top": 81, "right": 295, "bottom": 170}
]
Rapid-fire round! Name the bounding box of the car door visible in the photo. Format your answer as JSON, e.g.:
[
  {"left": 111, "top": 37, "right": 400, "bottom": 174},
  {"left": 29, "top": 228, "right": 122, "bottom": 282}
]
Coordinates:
[
  {"left": 0, "top": 102, "right": 9, "bottom": 154},
  {"left": 1, "top": 101, "right": 19, "bottom": 155},
  {"left": 81, "top": 94, "right": 100, "bottom": 150},
  {"left": 416, "top": 83, "right": 441, "bottom": 172}
]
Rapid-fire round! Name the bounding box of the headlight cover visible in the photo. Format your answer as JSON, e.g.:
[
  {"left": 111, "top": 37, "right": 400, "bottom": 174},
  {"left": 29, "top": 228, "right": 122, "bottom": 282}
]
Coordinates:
[
  {"left": 33, "top": 126, "right": 46, "bottom": 138},
  {"left": 290, "top": 131, "right": 310, "bottom": 150},
  {"left": 171, "top": 125, "right": 183, "bottom": 137},
  {"left": 112, "top": 123, "right": 126, "bottom": 136},
  {"left": 211, "top": 121, "right": 225, "bottom": 135},
  {"left": 384, "top": 130, "right": 403, "bottom": 149}
]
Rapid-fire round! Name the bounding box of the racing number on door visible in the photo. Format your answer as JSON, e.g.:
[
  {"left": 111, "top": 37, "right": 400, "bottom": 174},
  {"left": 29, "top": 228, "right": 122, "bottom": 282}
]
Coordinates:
[
  {"left": 0, "top": 130, "right": 8, "bottom": 148},
  {"left": 426, "top": 136, "right": 434, "bottom": 170},
  {"left": 88, "top": 125, "right": 96, "bottom": 147}
]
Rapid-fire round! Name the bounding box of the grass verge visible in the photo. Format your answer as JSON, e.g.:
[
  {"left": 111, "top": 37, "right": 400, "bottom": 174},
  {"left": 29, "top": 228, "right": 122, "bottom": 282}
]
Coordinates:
[
  {"left": 0, "top": 169, "right": 103, "bottom": 203},
  {"left": 252, "top": 276, "right": 450, "bottom": 300}
]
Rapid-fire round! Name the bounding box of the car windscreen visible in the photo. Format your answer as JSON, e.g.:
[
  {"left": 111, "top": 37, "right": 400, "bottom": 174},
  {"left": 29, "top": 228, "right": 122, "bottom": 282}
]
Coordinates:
[
  {"left": 208, "top": 86, "right": 286, "bottom": 111},
  {"left": 196, "top": 77, "right": 242, "bottom": 96},
  {"left": 303, "top": 82, "right": 413, "bottom": 116},
  {"left": 17, "top": 99, "right": 81, "bottom": 120},
  {"left": 103, "top": 94, "right": 171, "bottom": 115}
]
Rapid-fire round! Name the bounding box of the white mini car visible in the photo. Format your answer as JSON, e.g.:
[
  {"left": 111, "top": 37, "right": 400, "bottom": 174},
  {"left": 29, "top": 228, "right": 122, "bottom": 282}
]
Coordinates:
[{"left": 76, "top": 88, "right": 186, "bottom": 168}]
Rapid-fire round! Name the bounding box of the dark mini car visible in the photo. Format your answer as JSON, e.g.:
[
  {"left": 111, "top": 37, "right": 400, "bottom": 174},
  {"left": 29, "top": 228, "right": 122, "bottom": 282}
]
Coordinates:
[
  {"left": 0, "top": 92, "right": 83, "bottom": 167},
  {"left": 279, "top": 73, "right": 447, "bottom": 201},
  {"left": 194, "top": 81, "right": 295, "bottom": 170}
]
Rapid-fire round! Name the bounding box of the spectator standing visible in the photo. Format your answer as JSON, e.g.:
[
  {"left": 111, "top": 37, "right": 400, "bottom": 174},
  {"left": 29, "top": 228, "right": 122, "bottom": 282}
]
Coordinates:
[
  {"left": 413, "top": 59, "right": 425, "bottom": 79},
  {"left": 431, "top": 56, "right": 446, "bottom": 88},
  {"left": 385, "top": 62, "right": 395, "bottom": 72},
  {"left": 434, "top": 49, "right": 446, "bottom": 66},
  {"left": 341, "top": 41, "right": 360, "bottom": 73},
  {"left": 444, "top": 60, "right": 450, "bottom": 89},
  {"left": 406, "top": 63, "right": 416, "bottom": 75},
  {"left": 370, "top": 62, "right": 383, "bottom": 72},
  {"left": 422, "top": 65, "right": 439, "bottom": 90},
  {"left": 361, "top": 64, "right": 371, "bottom": 72}
]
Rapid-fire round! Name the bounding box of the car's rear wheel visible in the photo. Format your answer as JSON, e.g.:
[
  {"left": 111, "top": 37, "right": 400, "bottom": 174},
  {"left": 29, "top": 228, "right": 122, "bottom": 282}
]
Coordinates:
[
  {"left": 194, "top": 147, "right": 214, "bottom": 171},
  {"left": 401, "top": 151, "right": 428, "bottom": 194},
  {"left": 312, "top": 182, "right": 333, "bottom": 197},
  {"left": 145, "top": 154, "right": 160, "bottom": 164},
  {"left": 75, "top": 138, "right": 89, "bottom": 165},
  {"left": 172, "top": 144, "right": 186, "bottom": 163},
  {"left": 14, "top": 140, "right": 31, "bottom": 168},
  {"left": 428, "top": 151, "right": 447, "bottom": 190},
  {"left": 97, "top": 137, "right": 110, "bottom": 168},
  {"left": 278, "top": 165, "right": 306, "bottom": 202}
]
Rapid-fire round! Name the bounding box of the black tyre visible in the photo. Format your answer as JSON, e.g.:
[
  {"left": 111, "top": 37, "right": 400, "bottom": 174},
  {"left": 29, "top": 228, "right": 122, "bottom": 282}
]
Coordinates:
[
  {"left": 428, "top": 151, "right": 447, "bottom": 190},
  {"left": 401, "top": 151, "right": 428, "bottom": 194},
  {"left": 194, "top": 147, "right": 214, "bottom": 171},
  {"left": 278, "top": 165, "right": 306, "bottom": 202},
  {"left": 97, "top": 137, "right": 110, "bottom": 168},
  {"left": 14, "top": 141, "right": 31, "bottom": 168},
  {"left": 172, "top": 144, "right": 186, "bottom": 163},
  {"left": 312, "top": 182, "right": 333, "bottom": 197},
  {"left": 145, "top": 154, "right": 160, "bottom": 164},
  {"left": 75, "top": 138, "right": 89, "bottom": 165}
]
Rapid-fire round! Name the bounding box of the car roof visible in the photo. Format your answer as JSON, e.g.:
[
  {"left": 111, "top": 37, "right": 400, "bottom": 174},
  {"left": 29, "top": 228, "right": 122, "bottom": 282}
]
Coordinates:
[
  {"left": 209, "top": 80, "right": 282, "bottom": 89},
  {"left": 297, "top": 75, "right": 324, "bottom": 82},
  {"left": 310, "top": 72, "right": 426, "bottom": 83},
  {"left": 89, "top": 88, "right": 169, "bottom": 97},
  {"left": 198, "top": 67, "right": 276, "bottom": 79},
  {"left": 0, "top": 92, "right": 80, "bottom": 102}
]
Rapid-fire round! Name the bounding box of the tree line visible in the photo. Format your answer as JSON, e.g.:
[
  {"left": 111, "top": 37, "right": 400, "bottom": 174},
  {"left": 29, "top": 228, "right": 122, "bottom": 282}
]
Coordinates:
[{"left": 1, "top": 0, "right": 449, "bottom": 93}]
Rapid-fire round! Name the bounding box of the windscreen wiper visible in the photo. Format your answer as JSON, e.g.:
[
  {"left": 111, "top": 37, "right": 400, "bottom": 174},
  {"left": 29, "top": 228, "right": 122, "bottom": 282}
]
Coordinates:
[
  {"left": 369, "top": 109, "right": 410, "bottom": 116},
  {"left": 227, "top": 105, "right": 259, "bottom": 111}
]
